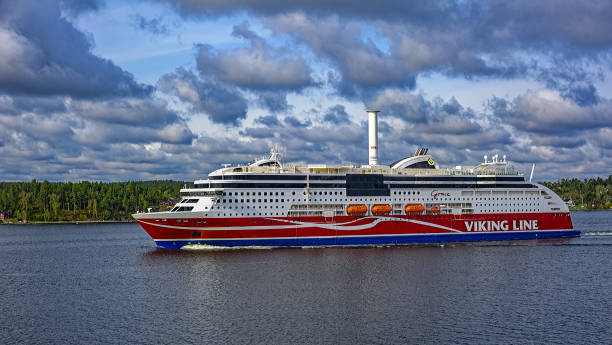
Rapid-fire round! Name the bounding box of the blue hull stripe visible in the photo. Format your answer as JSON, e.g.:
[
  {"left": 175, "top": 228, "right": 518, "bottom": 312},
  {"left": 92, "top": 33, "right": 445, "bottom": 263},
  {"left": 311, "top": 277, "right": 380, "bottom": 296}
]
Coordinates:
[{"left": 154, "top": 230, "right": 581, "bottom": 249}]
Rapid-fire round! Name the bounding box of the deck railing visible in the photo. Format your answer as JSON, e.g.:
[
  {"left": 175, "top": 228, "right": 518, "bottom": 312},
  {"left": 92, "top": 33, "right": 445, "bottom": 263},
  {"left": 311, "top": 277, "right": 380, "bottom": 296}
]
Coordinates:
[{"left": 222, "top": 164, "right": 521, "bottom": 177}]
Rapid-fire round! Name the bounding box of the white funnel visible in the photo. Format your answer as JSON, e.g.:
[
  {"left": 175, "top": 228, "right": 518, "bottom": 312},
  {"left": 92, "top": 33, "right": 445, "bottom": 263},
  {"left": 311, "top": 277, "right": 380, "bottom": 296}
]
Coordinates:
[{"left": 368, "top": 110, "right": 380, "bottom": 165}]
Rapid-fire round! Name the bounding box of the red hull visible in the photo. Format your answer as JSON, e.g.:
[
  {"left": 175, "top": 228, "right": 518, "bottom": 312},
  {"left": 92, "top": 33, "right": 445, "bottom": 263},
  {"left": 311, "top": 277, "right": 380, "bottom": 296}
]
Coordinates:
[{"left": 136, "top": 212, "right": 574, "bottom": 245}]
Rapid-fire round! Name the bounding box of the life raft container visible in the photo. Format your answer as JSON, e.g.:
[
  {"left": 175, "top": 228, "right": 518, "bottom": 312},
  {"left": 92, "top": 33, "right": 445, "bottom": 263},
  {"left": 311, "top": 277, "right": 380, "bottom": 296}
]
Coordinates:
[
  {"left": 347, "top": 204, "right": 367, "bottom": 214},
  {"left": 426, "top": 205, "right": 440, "bottom": 213},
  {"left": 371, "top": 204, "right": 392, "bottom": 214},
  {"left": 405, "top": 204, "right": 424, "bottom": 213}
]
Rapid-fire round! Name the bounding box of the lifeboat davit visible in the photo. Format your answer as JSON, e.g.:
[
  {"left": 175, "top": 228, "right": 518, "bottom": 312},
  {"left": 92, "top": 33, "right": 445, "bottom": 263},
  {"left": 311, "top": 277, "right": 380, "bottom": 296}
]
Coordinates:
[
  {"left": 371, "top": 204, "right": 392, "bottom": 214},
  {"left": 347, "top": 204, "right": 367, "bottom": 215},
  {"left": 426, "top": 205, "right": 440, "bottom": 213},
  {"left": 405, "top": 204, "right": 424, "bottom": 213}
]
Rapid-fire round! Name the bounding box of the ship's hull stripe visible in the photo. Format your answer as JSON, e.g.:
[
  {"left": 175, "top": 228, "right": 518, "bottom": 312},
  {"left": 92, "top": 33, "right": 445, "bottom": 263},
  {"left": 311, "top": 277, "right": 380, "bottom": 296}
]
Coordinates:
[
  {"left": 153, "top": 230, "right": 580, "bottom": 249},
  {"left": 155, "top": 228, "right": 575, "bottom": 241},
  {"left": 136, "top": 216, "right": 461, "bottom": 232}
]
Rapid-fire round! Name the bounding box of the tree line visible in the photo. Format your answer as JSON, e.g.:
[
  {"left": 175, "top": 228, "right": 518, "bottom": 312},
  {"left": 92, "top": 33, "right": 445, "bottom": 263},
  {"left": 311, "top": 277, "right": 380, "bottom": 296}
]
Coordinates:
[
  {"left": 0, "top": 175, "right": 610, "bottom": 222},
  {"left": 0, "top": 180, "right": 185, "bottom": 222},
  {"left": 541, "top": 175, "right": 612, "bottom": 209}
]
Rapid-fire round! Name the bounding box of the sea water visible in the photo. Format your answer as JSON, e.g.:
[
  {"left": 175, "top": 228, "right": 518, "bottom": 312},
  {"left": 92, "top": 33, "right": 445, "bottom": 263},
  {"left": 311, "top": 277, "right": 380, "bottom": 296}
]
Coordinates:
[{"left": 1, "top": 211, "right": 611, "bottom": 344}]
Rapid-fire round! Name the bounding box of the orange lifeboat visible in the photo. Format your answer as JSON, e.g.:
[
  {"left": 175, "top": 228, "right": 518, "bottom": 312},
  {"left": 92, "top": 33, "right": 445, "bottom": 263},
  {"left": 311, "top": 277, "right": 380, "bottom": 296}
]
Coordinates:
[
  {"left": 347, "top": 204, "right": 367, "bottom": 215},
  {"left": 426, "top": 205, "right": 440, "bottom": 213},
  {"left": 371, "top": 204, "right": 392, "bottom": 214},
  {"left": 405, "top": 204, "right": 424, "bottom": 213}
]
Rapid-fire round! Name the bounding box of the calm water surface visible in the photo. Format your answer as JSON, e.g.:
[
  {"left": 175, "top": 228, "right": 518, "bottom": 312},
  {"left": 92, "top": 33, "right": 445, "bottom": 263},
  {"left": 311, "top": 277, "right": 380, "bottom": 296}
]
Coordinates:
[{"left": 1, "top": 211, "right": 611, "bottom": 344}]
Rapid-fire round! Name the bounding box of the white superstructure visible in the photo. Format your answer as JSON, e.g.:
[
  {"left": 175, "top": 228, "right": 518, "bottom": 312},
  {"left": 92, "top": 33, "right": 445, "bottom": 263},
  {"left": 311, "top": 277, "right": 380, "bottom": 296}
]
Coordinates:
[
  {"left": 153, "top": 110, "right": 568, "bottom": 220},
  {"left": 133, "top": 110, "right": 576, "bottom": 249}
]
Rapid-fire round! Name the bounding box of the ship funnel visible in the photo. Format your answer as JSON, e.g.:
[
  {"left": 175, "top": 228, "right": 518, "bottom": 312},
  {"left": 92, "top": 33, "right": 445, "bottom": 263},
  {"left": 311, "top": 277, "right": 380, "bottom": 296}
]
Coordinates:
[{"left": 367, "top": 110, "right": 380, "bottom": 166}]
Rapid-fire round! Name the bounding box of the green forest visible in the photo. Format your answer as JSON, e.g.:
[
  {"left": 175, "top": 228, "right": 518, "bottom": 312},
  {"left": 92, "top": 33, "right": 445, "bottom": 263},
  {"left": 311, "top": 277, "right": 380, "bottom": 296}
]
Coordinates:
[
  {"left": 541, "top": 175, "right": 612, "bottom": 210},
  {"left": 0, "top": 175, "right": 610, "bottom": 223},
  {"left": 0, "top": 180, "right": 185, "bottom": 222}
]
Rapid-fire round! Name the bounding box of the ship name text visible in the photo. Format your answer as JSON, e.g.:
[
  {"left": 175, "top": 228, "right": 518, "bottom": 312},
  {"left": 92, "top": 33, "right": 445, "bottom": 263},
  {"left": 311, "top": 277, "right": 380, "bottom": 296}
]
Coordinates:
[
  {"left": 464, "top": 220, "right": 539, "bottom": 232},
  {"left": 431, "top": 190, "right": 451, "bottom": 198}
]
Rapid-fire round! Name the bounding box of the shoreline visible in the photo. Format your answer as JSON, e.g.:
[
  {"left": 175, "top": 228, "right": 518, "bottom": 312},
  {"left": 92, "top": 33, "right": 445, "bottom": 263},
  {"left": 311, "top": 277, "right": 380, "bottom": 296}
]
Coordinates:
[{"left": 569, "top": 208, "right": 612, "bottom": 211}]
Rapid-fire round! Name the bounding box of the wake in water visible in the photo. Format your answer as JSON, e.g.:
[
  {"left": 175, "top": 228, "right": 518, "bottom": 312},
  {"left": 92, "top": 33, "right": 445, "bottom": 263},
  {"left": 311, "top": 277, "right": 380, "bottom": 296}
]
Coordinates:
[{"left": 181, "top": 244, "right": 278, "bottom": 250}]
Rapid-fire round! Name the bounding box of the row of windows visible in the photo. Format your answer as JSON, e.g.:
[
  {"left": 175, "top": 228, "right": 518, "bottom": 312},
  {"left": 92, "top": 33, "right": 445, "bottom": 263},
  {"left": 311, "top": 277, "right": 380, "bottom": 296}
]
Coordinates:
[
  {"left": 211, "top": 205, "right": 284, "bottom": 210},
  {"left": 386, "top": 183, "right": 536, "bottom": 189},
  {"left": 208, "top": 174, "right": 344, "bottom": 181},
  {"left": 221, "top": 199, "right": 286, "bottom": 203},
  {"left": 211, "top": 189, "right": 540, "bottom": 200},
  {"left": 200, "top": 183, "right": 535, "bottom": 189},
  {"left": 208, "top": 213, "right": 285, "bottom": 217},
  {"left": 212, "top": 196, "right": 547, "bottom": 205},
  {"left": 477, "top": 203, "right": 539, "bottom": 207},
  {"left": 207, "top": 174, "right": 526, "bottom": 182},
  {"left": 309, "top": 191, "right": 342, "bottom": 195},
  {"left": 216, "top": 198, "right": 483, "bottom": 207},
  {"left": 476, "top": 197, "right": 540, "bottom": 200},
  {"left": 203, "top": 205, "right": 552, "bottom": 215},
  {"left": 384, "top": 176, "right": 525, "bottom": 182},
  {"left": 215, "top": 195, "right": 543, "bottom": 203},
  {"left": 393, "top": 191, "right": 422, "bottom": 195},
  {"left": 224, "top": 191, "right": 285, "bottom": 196},
  {"left": 222, "top": 191, "right": 346, "bottom": 197}
]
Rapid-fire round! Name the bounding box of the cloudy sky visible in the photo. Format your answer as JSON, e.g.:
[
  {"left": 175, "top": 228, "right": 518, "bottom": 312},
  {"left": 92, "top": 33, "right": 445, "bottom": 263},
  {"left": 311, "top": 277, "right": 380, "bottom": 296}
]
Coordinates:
[{"left": 1, "top": 0, "right": 611, "bottom": 182}]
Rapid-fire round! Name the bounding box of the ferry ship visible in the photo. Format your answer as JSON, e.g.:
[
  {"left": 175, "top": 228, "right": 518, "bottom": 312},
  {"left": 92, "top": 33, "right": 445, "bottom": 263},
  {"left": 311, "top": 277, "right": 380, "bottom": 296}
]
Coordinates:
[{"left": 133, "top": 111, "right": 579, "bottom": 249}]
